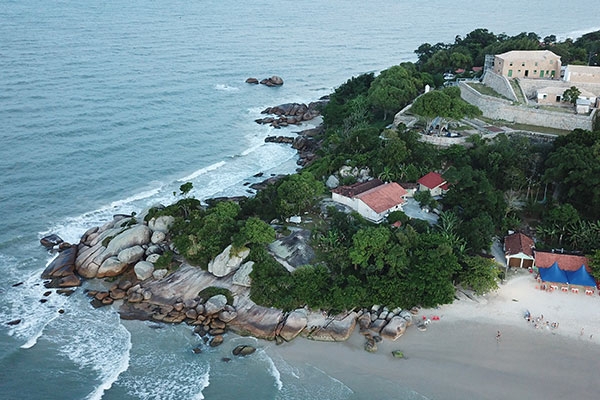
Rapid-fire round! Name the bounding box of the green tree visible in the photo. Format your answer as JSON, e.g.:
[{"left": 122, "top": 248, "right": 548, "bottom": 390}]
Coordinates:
[
  {"left": 562, "top": 86, "right": 581, "bottom": 106},
  {"left": 367, "top": 65, "right": 419, "bottom": 120},
  {"left": 276, "top": 172, "right": 325, "bottom": 217},
  {"left": 410, "top": 87, "right": 481, "bottom": 132},
  {"left": 458, "top": 256, "right": 499, "bottom": 295},
  {"left": 349, "top": 226, "right": 392, "bottom": 273},
  {"left": 234, "top": 217, "right": 275, "bottom": 248},
  {"left": 588, "top": 249, "right": 600, "bottom": 281}
]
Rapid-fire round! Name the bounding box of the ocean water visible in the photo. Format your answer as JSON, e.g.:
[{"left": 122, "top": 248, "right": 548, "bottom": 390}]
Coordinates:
[{"left": 1, "top": 1, "right": 598, "bottom": 398}]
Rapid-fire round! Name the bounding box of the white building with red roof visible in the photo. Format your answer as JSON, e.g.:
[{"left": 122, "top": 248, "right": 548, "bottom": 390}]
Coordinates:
[
  {"left": 417, "top": 172, "right": 449, "bottom": 197},
  {"left": 504, "top": 232, "right": 535, "bottom": 269},
  {"left": 331, "top": 180, "right": 408, "bottom": 223}
]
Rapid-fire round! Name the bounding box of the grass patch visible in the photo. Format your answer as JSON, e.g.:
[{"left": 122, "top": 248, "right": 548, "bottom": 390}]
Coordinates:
[
  {"left": 198, "top": 287, "right": 234, "bottom": 305},
  {"left": 509, "top": 80, "right": 525, "bottom": 103},
  {"left": 467, "top": 83, "right": 511, "bottom": 101}
]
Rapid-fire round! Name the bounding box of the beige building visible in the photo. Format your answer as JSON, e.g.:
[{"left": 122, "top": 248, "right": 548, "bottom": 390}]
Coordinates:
[
  {"left": 536, "top": 86, "right": 596, "bottom": 106},
  {"left": 493, "top": 50, "right": 561, "bottom": 79},
  {"left": 563, "top": 65, "right": 600, "bottom": 84}
]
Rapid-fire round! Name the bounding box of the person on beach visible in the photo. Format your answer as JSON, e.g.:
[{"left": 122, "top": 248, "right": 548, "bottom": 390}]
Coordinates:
[{"left": 496, "top": 331, "right": 501, "bottom": 342}]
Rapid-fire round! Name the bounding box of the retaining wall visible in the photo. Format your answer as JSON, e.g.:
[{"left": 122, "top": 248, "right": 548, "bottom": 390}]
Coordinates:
[{"left": 460, "top": 82, "right": 595, "bottom": 131}]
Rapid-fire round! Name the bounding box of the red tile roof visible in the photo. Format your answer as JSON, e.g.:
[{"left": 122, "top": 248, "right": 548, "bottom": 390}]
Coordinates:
[
  {"left": 504, "top": 232, "right": 535, "bottom": 257},
  {"left": 331, "top": 179, "right": 383, "bottom": 198},
  {"left": 535, "top": 251, "right": 589, "bottom": 272},
  {"left": 417, "top": 172, "right": 446, "bottom": 190},
  {"left": 355, "top": 182, "right": 408, "bottom": 213}
]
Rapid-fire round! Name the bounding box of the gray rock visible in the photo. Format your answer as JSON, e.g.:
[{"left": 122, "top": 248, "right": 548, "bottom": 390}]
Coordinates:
[
  {"left": 280, "top": 309, "right": 308, "bottom": 341},
  {"left": 145, "top": 244, "right": 163, "bottom": 256},
  {"left": 40, "top": 234, "right": 63, "bottom": 248},
  {"left": 152, "top": 269, "right": 168, "bottom": 280},
  {"left": 380, "top": 316, "right": 407, "bottom": 341},
  {"left": 151, "top": 231, "right": 166, "bottom": 244},
  {"left": 305, "top": 311, "right": 358, "bottom": 342},
  {"left": 218, "top": 309, "right": 238, "bottom": 323},
  {"left": 146, "top": 253, "right": 161, "bottom": 264},
  {"left": 98, "top": 225, "right": 152, "bottom": 268},
  {"left": 148, "top": 215, "right": 175, "bottom": 233},
  {"left": 399, "top": 310, "right": 413, "bottom": 326},
  {"left": 204, "top": 294, "right": 227, "bottom": 315},
  {"left": 97, "top": 256, "right": 128, "bottom": 278},
  {"left": 325, "top": 175, "right": 339, "bottom": 189},
  {"left": 117, "top": 245, "right": 145, "bottom": 265},
  {"left": 208, "top": 245, "right": 250, "bottom": 278},
  {"left": 232, "top": 261, "right": 254, "bottom": 287},
  {"left": 232, "top": 345, "right": 256, "bottom": 356},
  {"left": 134, "top": 261, "right": 154, "bottom": 281},
  {"left": 268, "top": 229, "right": 315, "bottom": 269}
]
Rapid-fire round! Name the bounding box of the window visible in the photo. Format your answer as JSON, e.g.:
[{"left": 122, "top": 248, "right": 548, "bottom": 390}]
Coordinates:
[
  {"left": 550, "top": 60, "right": 554, "bottom": 64},
  {"left": 522, "top": 62, "right": 525, "bottom": 66},
  {"left": 535, "top": 62, "right": 538, "bottom": 66},
  {"left": 509, "top": 62, "right": 513, "bottom": 66},
  {"left": 534, "top": 70, "right": 537, "bottom": 74},
  {"left": 543, "top": 94, "right": 547, "bottom": 99}
]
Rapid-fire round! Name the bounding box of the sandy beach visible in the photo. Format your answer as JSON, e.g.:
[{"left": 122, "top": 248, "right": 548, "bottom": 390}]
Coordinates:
[{"left": 270, "top": 271, "right": 600, "bottom": 399}]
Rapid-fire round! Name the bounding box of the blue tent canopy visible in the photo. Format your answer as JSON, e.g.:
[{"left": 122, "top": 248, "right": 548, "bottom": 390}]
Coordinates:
[
  {"left": 566, "top": 265, "right": 597, "bottom": 287},
  {"left": 539, "top": 261, "right": 569, "bottom": 284}
]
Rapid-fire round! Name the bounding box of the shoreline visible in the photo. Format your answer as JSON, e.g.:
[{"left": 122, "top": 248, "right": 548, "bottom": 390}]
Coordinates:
[{"left": 268, "top": 271, "right": 600, "bottom": 399}]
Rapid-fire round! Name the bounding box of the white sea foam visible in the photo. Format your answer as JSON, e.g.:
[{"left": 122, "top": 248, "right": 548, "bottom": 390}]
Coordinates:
[
  {"left": 260, "top": 349, "right": 283, "bottom": 391},
  {"left": 178, "top": 161, "right": 227, "bottom": 182},
  {"left": 558, "top": 26, "right": 600, "bottom": 40},
  {"left": 214, "top": 84, "right": 239, "bottom": 92},
  {"left": 19, "top": 312, "right": 60, "bottom": 349},
  {"left": 192, "top": 367, "right": 211, "bottom": 400},
  {"left": 85, "top": 326, "right": 132, "bottom": 400},
  {"left": 108, "top": 186, "right": 163, "bottom": 209},
  {"left": 0, "top": 256, "right": 70, "bottom": 349}
]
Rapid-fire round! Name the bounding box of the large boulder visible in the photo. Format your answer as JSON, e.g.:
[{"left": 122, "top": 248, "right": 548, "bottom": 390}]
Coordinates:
[
  {"left": 41, "top": 246, "right": 78, "bottom": 278},
  {"left": 208, "top": 245, "right": 250, "bottom": 278},
  {"left": 97, "top": 257, "right": 128, "bottom": 278},
  {"left": 380, "top": 316, "right": 407, "bottom": 341},
  {"left": 204, "top": 294, "right": 227, "bottom": 315},
  {"left": 304, "top": 311, "right": 358, "bottom": 342},
  {"left": 117, "top": 245, "right": 145, "bottom": 265},
  {"left": 104, "top": 225, "right": 152, "bottom": 257},
  {"left": 279, "top": 309, "right": 308, "bottom": 342},
  {"left": 268, "top": 229, "right": 315, "bottom": 269},
  {"left": 232, "top": 261, "right": 254, "bottom": 287},
  {"left": 134, "top": 261, "right": 154, "bottom": 281},
  {"left": 75, "top": 243, "right": 104, "bottom": 278},
  {"left": 40, "top": 234, "right": 63, "bottom": 248},
  {"left": 325, "top": 175, "right": 339, "bottom": 189},
  {"left": 148, "top": 216, "right": 175, "bottom": 233}
]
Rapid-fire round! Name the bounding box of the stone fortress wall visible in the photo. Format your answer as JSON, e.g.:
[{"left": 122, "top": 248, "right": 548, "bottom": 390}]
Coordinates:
[{"left": 459, "top": 80, "right": 596, "bottom": 132}]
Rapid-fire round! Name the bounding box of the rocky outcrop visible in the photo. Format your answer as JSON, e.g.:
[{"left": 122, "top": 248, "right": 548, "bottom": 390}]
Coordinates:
[
  {"left": 41, "top": 245, "right": 81, "bottom": 288},
  {"left": 147, "top": 215, "right": 175, "bottom": 233},
  {"left": 304, "top": 311, "right": 358, "bottom": 342},
  {"left": 279, "top": 308, "right": 308, "bottom": 342},
  {"left": 268, "top": 229, "right": 315, "bottom": 271},
  {"left": 232, "top": 261, "right": 253, "bottom": 287},
  {"left": 208, "top": 245, "right": 250, "bottom": 278},
  {"left": 260, "top": 76, "right": 283, "bottom": 86},
  {"left": 245, "top": 77, "right": 259, "bottom": 84},
  {"left": 40, "top": 234, "right": 63, "bottom": 249},
  {"left": 40, "top": 195, "right": 421, "bottom": 350},
  {"left": 255, "top": 102, "right": 325, "bottom": 128},
  {"left": 380, "top": 316, "right": 408, "bottom": 341}
]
